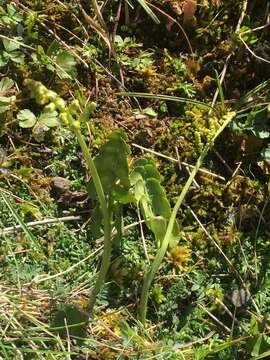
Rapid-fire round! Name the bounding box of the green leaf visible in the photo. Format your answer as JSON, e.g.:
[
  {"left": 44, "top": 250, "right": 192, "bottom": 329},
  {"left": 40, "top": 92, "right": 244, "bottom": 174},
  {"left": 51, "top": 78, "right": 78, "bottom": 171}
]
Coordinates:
[
  {"left": 39, "top": 110, "right": 59, "bottom": 127},
  {"left": 56, "top": 51, "right": 77, "bottom": 79},
  {"left": 7, "top": 50, "right": 25, "bottom": 64},
  {"left": 17, "top": 109, "right": 37, "bottom": 128},
  {"left": 88, "top": 130, "right": 131, "bottom": 201},
  {"left": 143, "top": 107, "right": 157, "bottom": 117},
  {"left": 238, "top": 26, "right": 258, "bottom": 45},
  {"left": 51, "top": 304, "right": 88, "bottom": 343},
  {"left": 130, "top": 156, "right": 179, "bottom": 246},
  {"left": 3, "top": 38, "right": 21, "bottom": 52},
  {"left": 0, "top": 77, "right": 14, "bottom": 93}
]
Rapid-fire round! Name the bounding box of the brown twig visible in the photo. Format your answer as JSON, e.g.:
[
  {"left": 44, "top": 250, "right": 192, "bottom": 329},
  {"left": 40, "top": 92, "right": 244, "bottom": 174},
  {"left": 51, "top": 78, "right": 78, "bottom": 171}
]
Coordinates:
[{"left": 132, "top": 143, "right": 226, "bottom": 181}]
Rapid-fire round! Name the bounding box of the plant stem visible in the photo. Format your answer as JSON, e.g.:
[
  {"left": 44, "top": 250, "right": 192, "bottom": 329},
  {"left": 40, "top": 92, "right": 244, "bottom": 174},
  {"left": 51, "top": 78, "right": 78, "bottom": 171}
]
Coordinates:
[
  {"left": 138, "top": 112, "right": 235, "bottom": 324},
  {"left": 73, "top": 125, "right": 112, "bottom": 313}
]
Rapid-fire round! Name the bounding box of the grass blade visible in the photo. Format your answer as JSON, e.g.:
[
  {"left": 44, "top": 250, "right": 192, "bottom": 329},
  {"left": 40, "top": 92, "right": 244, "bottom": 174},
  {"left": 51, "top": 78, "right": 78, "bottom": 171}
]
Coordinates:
[
  {"left": 135, "top": 0, "right": 160, "bottom": 24},
  {"left": 118, "top": 92, "right": 213, "bottom": 109}
]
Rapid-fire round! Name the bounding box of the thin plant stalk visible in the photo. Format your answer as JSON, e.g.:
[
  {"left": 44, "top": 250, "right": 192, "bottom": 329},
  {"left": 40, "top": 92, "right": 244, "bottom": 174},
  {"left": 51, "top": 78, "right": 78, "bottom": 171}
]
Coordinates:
[
  {"left": 72, "top": 121, "right": 112, "bottom": 313},
  {"left": 138, "top": 112, "right": 236, "bottom": 324}
]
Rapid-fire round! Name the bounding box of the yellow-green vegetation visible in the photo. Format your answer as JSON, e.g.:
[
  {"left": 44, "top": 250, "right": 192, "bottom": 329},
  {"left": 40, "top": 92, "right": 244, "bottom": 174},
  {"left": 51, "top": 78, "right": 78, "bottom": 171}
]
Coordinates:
[{"left": 1, "top": 0, "right": 270, "bottom": 359}]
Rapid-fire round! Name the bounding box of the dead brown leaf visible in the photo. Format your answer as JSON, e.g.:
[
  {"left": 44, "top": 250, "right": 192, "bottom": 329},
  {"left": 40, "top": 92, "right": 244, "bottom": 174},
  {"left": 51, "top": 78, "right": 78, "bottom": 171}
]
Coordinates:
[{"left": 183, "top": 0, "right": 197, "bottom": 24}]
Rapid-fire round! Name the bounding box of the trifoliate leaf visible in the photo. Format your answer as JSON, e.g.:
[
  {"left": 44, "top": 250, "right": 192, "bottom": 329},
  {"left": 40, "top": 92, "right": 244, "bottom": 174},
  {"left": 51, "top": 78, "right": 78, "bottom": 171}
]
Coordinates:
[{"left": 17, "top": 109, "right": 37, "bottom": 128}]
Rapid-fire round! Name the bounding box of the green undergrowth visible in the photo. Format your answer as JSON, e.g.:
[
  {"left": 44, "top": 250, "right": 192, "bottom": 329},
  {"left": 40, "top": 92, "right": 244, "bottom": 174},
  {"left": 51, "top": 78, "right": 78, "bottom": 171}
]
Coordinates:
[{"left": 1, "top": 0, "right": 270, "bottom": 358}]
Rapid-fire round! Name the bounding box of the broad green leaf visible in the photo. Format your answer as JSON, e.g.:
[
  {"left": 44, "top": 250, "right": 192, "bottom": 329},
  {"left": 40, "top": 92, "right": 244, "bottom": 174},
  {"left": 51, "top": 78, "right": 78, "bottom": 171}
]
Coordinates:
[
  {"left": 131, "top": 156, "right": 179, "bottom": 246},
  {"left": 88, "top": 130, "right": 131, "bottom": 201},
  {"left": 51, "top": 304, "right": 88, "bottom": 343},
  {"left": 251, "top": 127, "right": 270, "bottom": 139},
  {"left": 56, "top": 51, "right": 77, "bottom": 79},
  {"left": 39, "top": 111, "right": 59, "bottom": 127},
  {"left": 17, "top": 109, "right": 37, "bottom": 128}
]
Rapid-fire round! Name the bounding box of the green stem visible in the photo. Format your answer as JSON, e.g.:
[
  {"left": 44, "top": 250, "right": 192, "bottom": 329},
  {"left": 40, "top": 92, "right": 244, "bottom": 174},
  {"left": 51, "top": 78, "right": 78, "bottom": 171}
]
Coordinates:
[
  {"left": 73, "top": 125, "right": 112, "bottom": 313},
  {"left": 138, "top": 112, "right": 235, "bottom": 324}
]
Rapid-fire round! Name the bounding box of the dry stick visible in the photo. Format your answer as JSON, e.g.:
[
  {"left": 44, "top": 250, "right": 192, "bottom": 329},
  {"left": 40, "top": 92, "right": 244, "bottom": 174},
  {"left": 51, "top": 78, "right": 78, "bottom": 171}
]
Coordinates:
[
  {"left": 173, "top": 331, "right": 215, "bottom": 350},
  {"left": 214, "top": 297, "right": 249, "bottom": 335},
  {"left": 132, "top": 143, "right": 225, "bottom": 181},
  {"left": 198, "top": 304, "right": 231, "bottom": 333},
  {"left": 81, "top": 6, "right": 115, "bottom": 57},
  {"left": 90, "top": 0, "right": 110, "bottom": 33},
  {"left": 113, "top": 0, "right": 122, "bottom": 41},
  {"left": 186, "top": 205, "right": 260, "bottom": 314},
  {"left": 239, "top": 22, "right": 270, "bottom": 65},
  {"left": 214, "top": 298, "right": 240, "bottom": 324},
  {"left": 56, "top": 0, "right": 89, "bottom": 39},
  {"left": 20, "top": 2, "right": 89, "bottom": 44},
  {"left": 0, "top": 216, "right": 81, "bottom": 236},
  {"left": 214, "top": 149, "right": 233, "bottom": 174}
]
